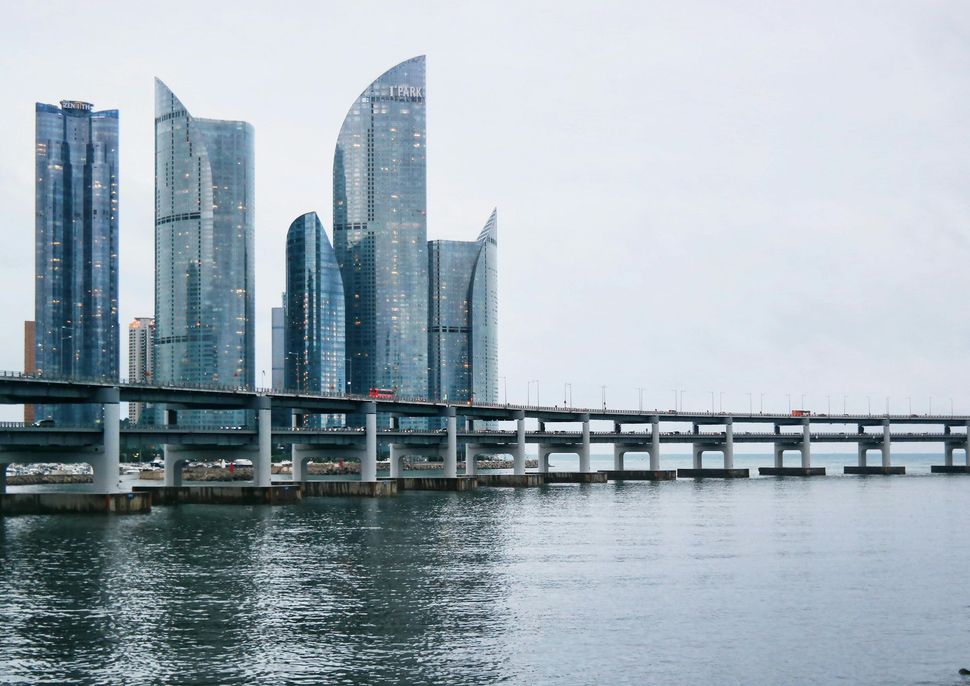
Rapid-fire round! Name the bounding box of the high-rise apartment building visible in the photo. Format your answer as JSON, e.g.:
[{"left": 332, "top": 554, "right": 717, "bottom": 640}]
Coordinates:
[
  {"left": 154, "top": 79, "right": 254, "bottom": 424},
  {"left": 285, "top": 212, "right": 345, "bottom": 427},
  {"left": 333, "top": 56, "right": 428, "bottom": 406},
  {"left": 34, "top": 100, "right": 119, "bottom": 424},
  {"left": 127, "top": 317, "right": 154, "bottom": 424},
  {"left": 428, "top": 210, "right": 498, "bottom": 405}
]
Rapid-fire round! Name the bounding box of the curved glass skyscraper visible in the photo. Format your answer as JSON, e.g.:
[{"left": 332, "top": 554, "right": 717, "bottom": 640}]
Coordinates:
[
  {"left": 333, "top": 56, "right": 428, "bottom": 402},
  {"left": 284, "top": 212, "right": 345, "bottom": 427},
  {"left": 429, "top": 209, "right": 498, "bottom": 405},
  {"left": 154, "top": 79, "right": 254, "bottom": 423},
  {"left": 35, "top": 100, "right": 119, "bottom": 424},
  {"left": 469, "top": 209, "right": 498, "bottom": 405}
]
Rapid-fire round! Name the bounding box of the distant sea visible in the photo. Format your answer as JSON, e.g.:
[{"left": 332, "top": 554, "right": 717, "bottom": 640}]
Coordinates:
[{"left": 2, "top": 452, "right": 969, "bottom": 685}]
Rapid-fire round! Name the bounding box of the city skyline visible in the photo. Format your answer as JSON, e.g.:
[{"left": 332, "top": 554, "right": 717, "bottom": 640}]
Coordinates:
[{"left": 2, "top": 3, "right": 970, "bottom": 419}]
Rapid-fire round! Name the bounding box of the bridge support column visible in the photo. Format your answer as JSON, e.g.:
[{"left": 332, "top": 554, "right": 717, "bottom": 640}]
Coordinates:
[
  {"left": 801, "top": 419, "right": 812, "bottom": 469},
  {"left": 580, "top": 414, "right": 591, "bottom": 473},
  {"left": 881, "top": 419, "right": 891, "bottom": 469},
  {"left": 253, "top": 397, "right": 272, "bottom": 488},
  {"left": 858, "top": 443, "right": 868, "bottom": 467},
  {"left": 692, "top": 444, "right": 703, "bottom": 469},
  {"left": 538, "top": 445, "right": 552, "bottom": 473},
  {"left": 514, "top": 411, "right": 526, "bottom": 476},
  {"left": 362, "top": 402, "right": 377, "bottom": 482},
  {"left": 389, "top": 444, "right": 402, "bottom": 478},
  {"left": 291, "top": 445, "right": 313, "bottom": 482},
  {"left": 464, "top": 444, "right": 477, "bottom": 476},
  {"left": 945, "top": 444, "right": 954, "bottom": 467},
  {"left": 723, "top": 419, "right": 734, "bottom": 469},
  {"left": 650, "top": 417, "right": 661, "bottom": 470},
  {"left": 774, "top": 444, "right": 784, "bottom": 468},
  {"left": 93, "top": 388, "right": 123, "bottom": 494},
  {"left": 164, "top": 450, "right": 186, "bottom": 488},
  {"left": 965, "top": 421, "right": 970, "bottom": 467},
  {"left": 613, "top": 444, "right": 624, "bottom": 471},
  {"left": 444, "top": 411, "right": 458, "bottom": 479}
]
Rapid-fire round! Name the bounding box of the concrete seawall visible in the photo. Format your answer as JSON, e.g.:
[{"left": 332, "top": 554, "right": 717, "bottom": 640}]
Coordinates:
[
  {"left": 300, "top": 480, "right": 397, "bottom": 497},
  {"left": 476, "top": 474, "right": 544, "bottom": 487},
  {"left": 386, "top": 477, "right": 478, "bottom": 491},
  {"left": 543, "top": 472, "right": 608, "bottom": 484},
  {"left": 1, "top": 492, "right": 151, "bottom": 515},
  {"left": 134, "top": 485, "right": 301, "bottom": 505}
]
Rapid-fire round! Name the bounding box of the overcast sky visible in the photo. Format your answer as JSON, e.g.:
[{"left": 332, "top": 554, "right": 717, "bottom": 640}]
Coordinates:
[{"left": 2, "top": 1, "right": 970, "bottom": 419}]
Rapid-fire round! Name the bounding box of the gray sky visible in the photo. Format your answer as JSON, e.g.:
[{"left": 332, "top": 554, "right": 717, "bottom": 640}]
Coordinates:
[{"left": 2, "top": 0, "right": 970, "bottom": 419}]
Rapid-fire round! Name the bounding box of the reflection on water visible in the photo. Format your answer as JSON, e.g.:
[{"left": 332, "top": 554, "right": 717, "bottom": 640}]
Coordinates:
[{"left": 2, "top": 467, "right": 970, "bottom": 685}]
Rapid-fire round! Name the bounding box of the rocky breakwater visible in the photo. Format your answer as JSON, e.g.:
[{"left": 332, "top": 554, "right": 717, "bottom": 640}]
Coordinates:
[
  {"left": 136, "top": 458, "right": 539, "bottom": 482},
  {"left": 8, "top": 474, "right": 94, "bottom": 486}
]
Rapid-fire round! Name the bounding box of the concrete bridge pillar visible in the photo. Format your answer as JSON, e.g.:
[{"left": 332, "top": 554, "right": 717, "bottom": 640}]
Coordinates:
[
  {"left": 164, "top": 450, "right": 186, "bottom": 487},
  {"left": 254, "top": 396, "right": 272, "bottom": 488},
  {"left": 774, "top": 444, "right": 784, "bottom": 468},
  {"left": 613, "top": 444, "right": 624, "bottom": 471},
  {"left": 881, "top": 419, "right": 891, "bottom": 468},
  {"left": 514, "top": 411, "right": 526, "bottom": 476},
  {"left": 801, "top": 419, "right": 812, "bottom": 469},
  {"left": 965, "top": 421, "right": 970, "bottom": 468},
  {"left": 362, "top": 402, "right": 377, "bottom": 482},
  {"left": 723, "top": 419, "right": 734, "bottom": 469},
  {"left": 464, "top": 444, "right": 477, "bottom": 476},
  {"left": 945, "top": 444, "right": 954, "bottom": 467},
  {"left": 692, "top": 444, "right": 703, "bottom": 469},
  {"left": 858, "top": 443, "right": 868, "bottom": 468},
  {"left": 389, "top": 444, "right": 402, "bottom": 478},
  {"left": 291, "top": 445, "right": 312, "bottom": 482},
  {"left": 650, "top": 416, "right": 661, "bottom": 471},
  {"left": 444, "top": 410, "right": 458, "bottom": 479},
  {"left": 93, "top": 387, "right": 123, "bottom": 494},
  {"left": 580, "top": 414, "right": 591, "bottom": 473},
  {"left": 538, "top": 444, "right": 552, "bottom": 473}
]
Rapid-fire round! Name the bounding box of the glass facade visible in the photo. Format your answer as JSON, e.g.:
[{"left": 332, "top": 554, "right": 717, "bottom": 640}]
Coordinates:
[
  {"left": 428, "top": 240, "right": 478, "bottom": 402},
  {"left": 35, "top": 100, "right": 119, "bottom": 424},
  {"left": 428, "top": 210, "right": 499, "bottom": 405},
  {"left": 154, "top": 79, "right": 254, "bottom": 425},
  {"left": 284, "top": 212, "right": 345, "bottom": 427},
  {"left": 333, "top": 56, "right": 428, "bottom": 404},
  {"left": 469, "top": 209, "right": 499, "bottom": 405}
]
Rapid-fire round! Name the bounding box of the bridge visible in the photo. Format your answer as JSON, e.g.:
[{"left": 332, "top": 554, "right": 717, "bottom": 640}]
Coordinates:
[{"left": 1, "top": 372, "right": 969, "bottom": 503}]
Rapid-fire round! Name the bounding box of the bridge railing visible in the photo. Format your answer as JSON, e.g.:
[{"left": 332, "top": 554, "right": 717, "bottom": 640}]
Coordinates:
[{"left": 1, "top": 371, "right": 967, "bottom": 420}]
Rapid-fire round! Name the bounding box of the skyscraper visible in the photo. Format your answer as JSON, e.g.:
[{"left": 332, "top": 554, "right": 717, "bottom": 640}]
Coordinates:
[
  {"left": 127, "top": 317, "right": 154, "bottom": 424},
  {"left": 154, "top": 79, "right": 254, "bottom": 424},
  {"left": 271, "top": 301, "right": 289, "bottom": 427},
  {"left": 35, "top": 100, "right": 119, "bottom": 424},
  {"left": 271, "top": 304, "right": 284, "bottom": 391},
  {"left": 24, "top": 320, "right": 36, "bottom": 424},
  {"left": 285, "top": 212, "right": 345, "bottom": 427},
  {"left": 429, "top": 210, "right": 498, "bottom": 405},
  {"left": 333, "top": 56, "right": 428, "bottom": 405}
]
